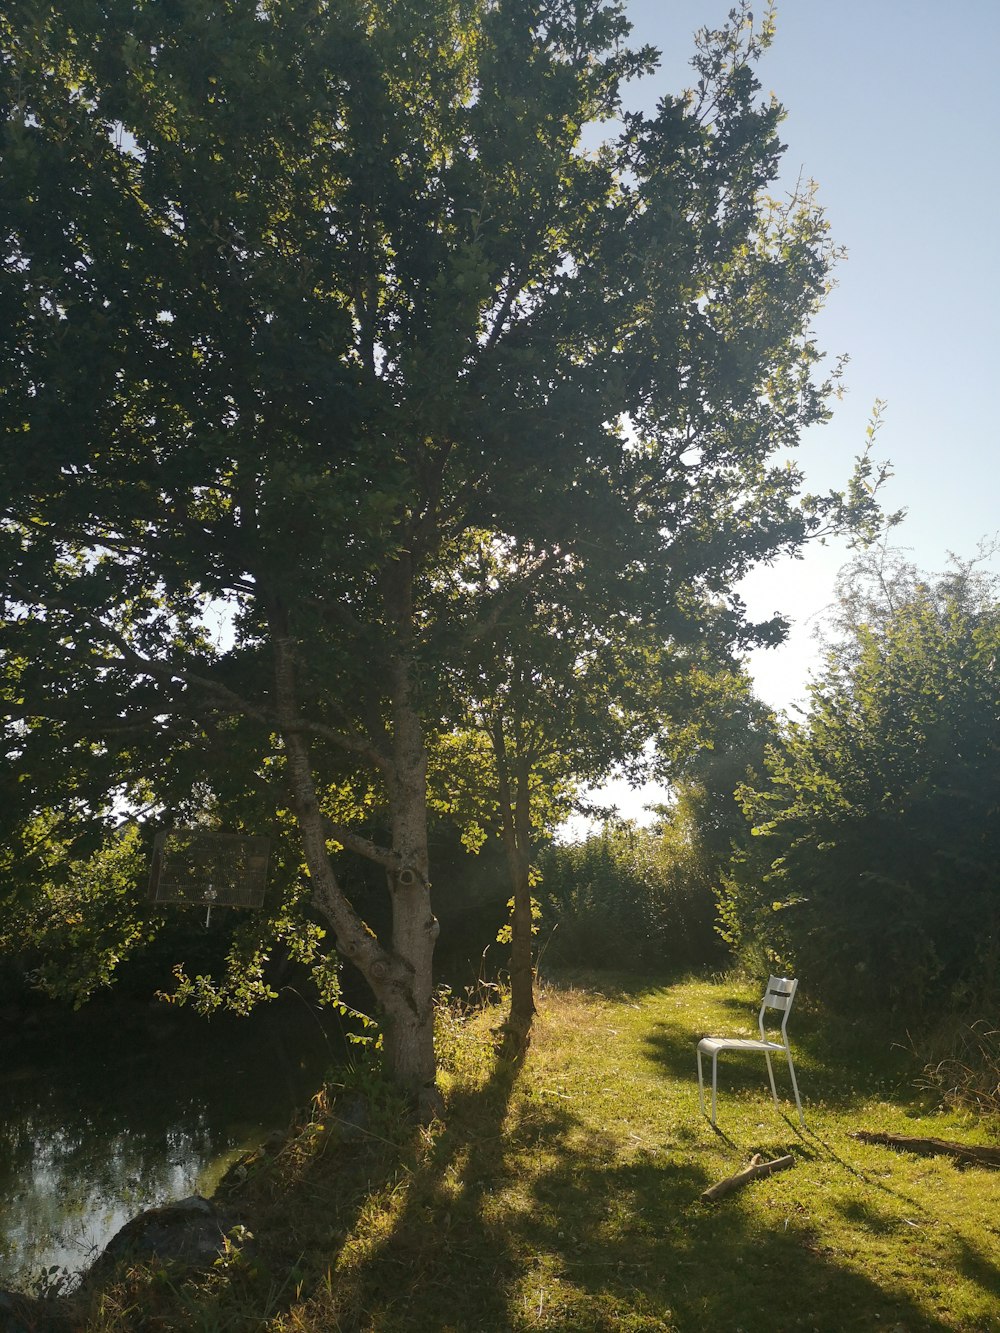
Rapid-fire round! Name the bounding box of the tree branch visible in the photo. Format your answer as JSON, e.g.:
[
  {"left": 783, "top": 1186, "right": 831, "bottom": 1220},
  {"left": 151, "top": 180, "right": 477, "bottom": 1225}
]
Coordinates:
[
  {"left": 106, "top": 638, "right": 272, "bottom": 726},
  {"left": 480, "top": 266, "right": 524, "bottom": 357},
  {"left": 281, "top": 716, "right": 391, "bottom": 775},
  {"left": 3, "top": 578, "right": 272, "bottom": 728},
  {"left": 460, "top": 548, "right": 564, "bottom": 647},
  {"left": 851, "top": 1132, "right": 1000, "bottom": 1167},
  {"left": 321, "top": 817, "right": 400, "bottom": 872},
  {"left": 701, "top": 1153, "right": 795, "bottom": 1202}
]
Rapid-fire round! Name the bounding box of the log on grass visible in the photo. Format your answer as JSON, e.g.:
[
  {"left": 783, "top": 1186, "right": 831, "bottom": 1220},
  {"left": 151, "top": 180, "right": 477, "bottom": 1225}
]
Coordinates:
[
  {"left": 701, "top": 1152, "right": 795, "bottom": 1203},
  {"left": 851, "top": 1131, "right": 1000, "bottom": 1167}
]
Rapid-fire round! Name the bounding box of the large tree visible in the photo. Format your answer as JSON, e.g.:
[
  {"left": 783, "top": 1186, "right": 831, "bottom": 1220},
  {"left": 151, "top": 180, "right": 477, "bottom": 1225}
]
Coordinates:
[
  {"left": 454, "top": 569, "right": 759, "bottom": 1030},
  {"left": 1, "top": 0, "right": 884, "bottom": 1108}
]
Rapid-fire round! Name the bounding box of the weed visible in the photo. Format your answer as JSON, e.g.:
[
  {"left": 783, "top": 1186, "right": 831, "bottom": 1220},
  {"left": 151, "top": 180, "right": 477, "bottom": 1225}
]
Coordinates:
[{"left": 916, "top": 1016, "right": 1000, "bottom": 1121}]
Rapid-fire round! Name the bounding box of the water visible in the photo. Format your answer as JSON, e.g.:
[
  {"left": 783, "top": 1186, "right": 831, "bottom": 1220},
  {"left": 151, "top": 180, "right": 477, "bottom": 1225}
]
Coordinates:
[{"left": 0, "top": 996, "right": 339, "bottom": 1291}]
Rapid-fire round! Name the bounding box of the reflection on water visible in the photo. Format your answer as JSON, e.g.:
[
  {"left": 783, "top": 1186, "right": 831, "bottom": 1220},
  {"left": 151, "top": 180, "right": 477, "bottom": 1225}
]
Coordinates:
[{"left": 0, "top": 999, "right": 337, "bottom": 1290}]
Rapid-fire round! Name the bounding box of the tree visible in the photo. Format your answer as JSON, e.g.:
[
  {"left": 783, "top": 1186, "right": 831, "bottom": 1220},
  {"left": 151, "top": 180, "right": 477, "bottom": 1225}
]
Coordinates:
[
  {"left": 532, "top": 664, "right": 776, "bottom": 976},
  {"left": 723, "top": 548, "right": 1000, "bottom": 1010},
  {"left": 455, "top": 574, "right": 666, "bottom": 1030},
  {"left": 460, "top": 599, "right": 771, "bottom": 1027},
  {"left": 2, "top": 0, "right": 886, "bottom": 1107}
]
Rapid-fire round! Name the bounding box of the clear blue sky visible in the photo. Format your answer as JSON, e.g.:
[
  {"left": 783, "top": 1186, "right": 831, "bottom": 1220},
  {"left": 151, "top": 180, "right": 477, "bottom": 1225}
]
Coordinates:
[
  {"left": 579, "top": 0, "right": 1000, "bottom": 827},
  {"left": 625, "top": 0, "right": 1000, "bottom": 714}
]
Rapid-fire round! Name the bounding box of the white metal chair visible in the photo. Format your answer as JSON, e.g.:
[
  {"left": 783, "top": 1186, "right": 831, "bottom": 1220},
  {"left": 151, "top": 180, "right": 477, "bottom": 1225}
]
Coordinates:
[{"left": 697, "top": 975, "right": 805, "bottom": 1127}]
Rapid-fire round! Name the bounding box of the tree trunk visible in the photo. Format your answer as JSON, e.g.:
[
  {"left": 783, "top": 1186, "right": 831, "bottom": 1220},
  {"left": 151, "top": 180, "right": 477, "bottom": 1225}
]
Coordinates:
[
  {"left": 493, "top": 724, "right": 536, "bottom": 1032},
  {"left": 272, "top": 622, "right": 441, "bottom": 1116},
  {"left": 507, "top": 759, "right": 536, "bottom": 1030},
  {"left": 851, "top": 1131, "right": 1000, "bottom": 1166},
  {"left": 381, "top": 644, "right": 441, "bottom": 1119}
]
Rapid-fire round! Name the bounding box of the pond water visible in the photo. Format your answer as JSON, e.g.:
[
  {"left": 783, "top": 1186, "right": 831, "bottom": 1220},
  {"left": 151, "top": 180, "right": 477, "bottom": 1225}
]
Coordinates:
[{"left": 0, "top": 996, "right": 340, "bottom": 1292}]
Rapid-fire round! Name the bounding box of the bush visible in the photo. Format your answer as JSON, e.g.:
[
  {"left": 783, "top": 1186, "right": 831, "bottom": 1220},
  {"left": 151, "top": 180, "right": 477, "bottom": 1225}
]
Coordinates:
[
  {"left": 722, "top": 553, "right": 1000, "bottom": 1015},
  {"left": 537, "top": 820, "right": 724, "bottom": 972}
]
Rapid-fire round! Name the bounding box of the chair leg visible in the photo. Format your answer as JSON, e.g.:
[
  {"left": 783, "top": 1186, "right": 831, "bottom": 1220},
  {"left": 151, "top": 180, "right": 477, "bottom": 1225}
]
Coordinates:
[
  {"left": 697, "top": 1047, "right": 705, "bottom": 1117},
  {"left": 764, "top": 1050, "right": 779, "bottom": 1108},
  {"left": 696, "top": 1049, "right": 719, "bottom": 1126},
  {"left": 786, "top": 1049, "right": 805, "bottom": 1127}
]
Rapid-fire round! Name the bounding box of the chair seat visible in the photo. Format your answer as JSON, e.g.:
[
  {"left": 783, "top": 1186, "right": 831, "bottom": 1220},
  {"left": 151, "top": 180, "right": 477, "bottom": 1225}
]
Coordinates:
[{"left": 698, "top": 1036, "right": 785, "bottom": 1054}]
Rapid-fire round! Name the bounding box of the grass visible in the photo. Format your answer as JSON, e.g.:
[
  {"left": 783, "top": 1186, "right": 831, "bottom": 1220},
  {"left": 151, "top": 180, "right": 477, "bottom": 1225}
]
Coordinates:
[{"left": 69, "top": 973, "right": 1000, "bottom": 1331}]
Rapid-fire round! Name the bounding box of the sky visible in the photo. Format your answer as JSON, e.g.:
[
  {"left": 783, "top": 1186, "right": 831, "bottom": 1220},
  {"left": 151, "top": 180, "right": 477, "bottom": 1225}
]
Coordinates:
[{"left": 583, "top": 0, "right": 1000, "bottom": 824}]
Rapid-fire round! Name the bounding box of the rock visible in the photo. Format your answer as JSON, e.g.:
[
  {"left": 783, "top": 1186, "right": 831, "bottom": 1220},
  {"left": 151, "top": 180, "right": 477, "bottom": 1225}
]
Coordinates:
[
  {"left": 94, "top": 1195, "right": 240, "bottom": 1273},
  {"left": 334, "top": 1092, "right": 370, "bottom": 1142},
  {"left": 0, "top": 1289, "right": 70, "bottom": 1333}
]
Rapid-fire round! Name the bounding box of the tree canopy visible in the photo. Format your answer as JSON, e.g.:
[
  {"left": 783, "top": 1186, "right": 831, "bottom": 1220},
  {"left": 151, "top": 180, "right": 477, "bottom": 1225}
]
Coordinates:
[{"left": 1, "top": 0, "right": 887, "bottom": 1103}]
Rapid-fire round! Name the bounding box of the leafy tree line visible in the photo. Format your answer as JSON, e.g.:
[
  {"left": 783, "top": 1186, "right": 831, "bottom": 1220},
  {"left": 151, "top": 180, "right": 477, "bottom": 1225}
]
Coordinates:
[
  {"left": 1, "top": 0, "right": 887, "bottom": 1107},
  {"left": 720, "top": 548, "right": 1000, "bottom": 1016},
  {"left": 538, "top": 818, "right": 722, "bottom": 973}
]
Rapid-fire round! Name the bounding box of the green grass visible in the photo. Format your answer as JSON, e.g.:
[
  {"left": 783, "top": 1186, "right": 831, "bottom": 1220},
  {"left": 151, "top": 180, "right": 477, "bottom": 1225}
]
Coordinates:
[{"left": 74, "top": 974, "right": 1000, "bottom": 1331}]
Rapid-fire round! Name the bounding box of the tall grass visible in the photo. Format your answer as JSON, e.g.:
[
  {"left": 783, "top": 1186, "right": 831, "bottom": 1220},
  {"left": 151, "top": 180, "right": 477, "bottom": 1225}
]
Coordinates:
[{"left": 917, "top": 1016, "right": 1000, "bottom": 1119}]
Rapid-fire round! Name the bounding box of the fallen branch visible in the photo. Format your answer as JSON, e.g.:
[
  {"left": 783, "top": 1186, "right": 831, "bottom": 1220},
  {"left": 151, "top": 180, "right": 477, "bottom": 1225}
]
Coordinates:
[
  {"left": 851, "top": 1131, "right": 1000, "bottom": 1167},
  {"left": 701, "top": 1152, "right": 795, "bottom": 1203}
]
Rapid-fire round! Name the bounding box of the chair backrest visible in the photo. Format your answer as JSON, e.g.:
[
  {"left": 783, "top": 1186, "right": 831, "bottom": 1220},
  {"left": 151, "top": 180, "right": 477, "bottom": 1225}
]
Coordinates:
[{"left": 758, "top": 975, "right": 798, "bottom": 1042}]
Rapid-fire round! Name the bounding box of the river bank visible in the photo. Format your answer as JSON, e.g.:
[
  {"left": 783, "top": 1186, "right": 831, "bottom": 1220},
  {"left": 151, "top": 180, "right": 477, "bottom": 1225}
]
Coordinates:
[{"left": 0, "top": 991, "right": 341, "bottom": 1295}]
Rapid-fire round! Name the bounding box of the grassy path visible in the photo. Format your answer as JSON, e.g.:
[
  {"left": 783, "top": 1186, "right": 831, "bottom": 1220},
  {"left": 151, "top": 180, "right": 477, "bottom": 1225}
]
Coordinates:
[{"left": 84, "top": 975, "right": 1000, "bottom": 1331}]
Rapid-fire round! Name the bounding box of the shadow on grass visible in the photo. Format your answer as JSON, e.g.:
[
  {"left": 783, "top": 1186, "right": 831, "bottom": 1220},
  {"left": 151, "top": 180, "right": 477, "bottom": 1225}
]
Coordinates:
[
  {"left": 273, "top": 1017, "right": 953, "bottom": 1332},
  {"left": 329, "top": 1106, "right": 954, "bottom": 1331},
  {"left": 294, "top": 1023, "right": 544, "bottom": 1330},
  {"left": 953, "top": 1232, "right": 1000, "bottom": 1305},
  {"left": 643, "top": 990, "right": 920, "bottom": 1118},
  {"left": 501, "top": 1148, "right": 956, "bottom": 1332}
]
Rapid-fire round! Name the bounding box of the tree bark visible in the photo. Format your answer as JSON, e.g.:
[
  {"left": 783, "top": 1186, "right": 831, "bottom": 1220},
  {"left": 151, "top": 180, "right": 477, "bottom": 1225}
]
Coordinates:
[
  {"left": 507, "top": 758, "right": 536, "bottom": 1030},
  {"left": 493, "top": 722, "right": 536, "bottom": 1032},
  {"left": 272, "top": 619, "right": 441, "bottom": 1117},
  {"left": 700, "top": 1153, "right": 795, "bottom": 1202},
  {"left": 851, "top": 1131, "right": 1000, "bottom": 1166},
  {"left": 380, "top": 633, "right": 441, "bottom": 1119}
]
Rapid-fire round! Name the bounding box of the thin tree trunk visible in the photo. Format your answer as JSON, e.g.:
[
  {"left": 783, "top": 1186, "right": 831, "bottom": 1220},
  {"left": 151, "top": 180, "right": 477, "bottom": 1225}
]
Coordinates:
[
  {"left": 508, "top": 758, "right": 536, "bottom": 1030},
  {"left": 851, "top": 1131, "right": 1000, "bottom": 1166},
  {"left": 493, "top": 722, "right": 536, "bottom": 1033}
]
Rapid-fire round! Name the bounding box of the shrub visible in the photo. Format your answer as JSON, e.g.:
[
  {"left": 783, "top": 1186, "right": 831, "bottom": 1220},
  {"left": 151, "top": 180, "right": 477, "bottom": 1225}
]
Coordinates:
[
  {"left": 916, "top": 1017, "right": 1000, "bottom": 1120},
  {"left": 723, "top": 552, "right": 1000, "bottom": 1016},
  {"left": 537, "top": 820, "right": 724, "bottom": 972}
]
